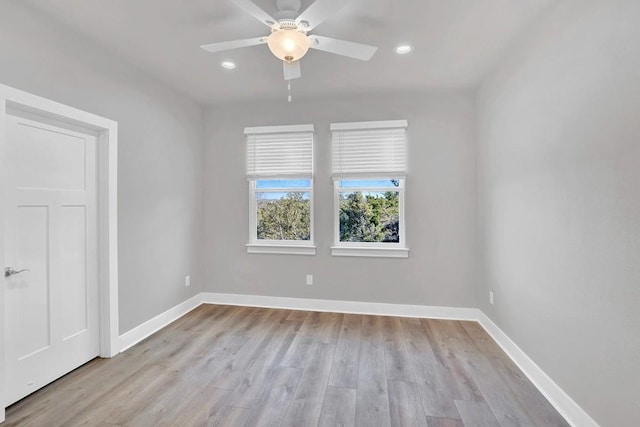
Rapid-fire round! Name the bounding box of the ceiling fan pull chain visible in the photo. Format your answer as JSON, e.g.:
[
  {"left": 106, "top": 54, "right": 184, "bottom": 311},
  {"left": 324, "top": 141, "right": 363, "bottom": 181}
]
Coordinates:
[{"left": 288, "top": 80, "right": 292, "bottom": 103}]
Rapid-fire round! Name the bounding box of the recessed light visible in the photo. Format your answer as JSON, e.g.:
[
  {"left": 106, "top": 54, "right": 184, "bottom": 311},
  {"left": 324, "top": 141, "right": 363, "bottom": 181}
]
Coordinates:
[
  {"left": 394, "top": 43, "right": 414, "bottom": 55},
  {"left": 220, "top": 60, "right": 236, "bottom": 70}
]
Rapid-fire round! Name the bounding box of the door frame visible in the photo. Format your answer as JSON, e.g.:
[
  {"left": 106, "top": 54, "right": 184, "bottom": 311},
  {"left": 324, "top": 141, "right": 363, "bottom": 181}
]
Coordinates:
[{"left": 0, "top": 84, "right": 119, "bottom": 421}]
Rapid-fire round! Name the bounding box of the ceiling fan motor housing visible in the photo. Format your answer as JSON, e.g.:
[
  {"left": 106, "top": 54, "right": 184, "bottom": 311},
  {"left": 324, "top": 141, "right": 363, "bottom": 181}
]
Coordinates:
[
  {"left": 274, "top": 0, "right": 301, "bottom": 20},
  {"left": 267, "top": 20, "right": 310, "bottom": 63},
  {"left": 276, "top": 0, "right": 301, "bottom": 12}
]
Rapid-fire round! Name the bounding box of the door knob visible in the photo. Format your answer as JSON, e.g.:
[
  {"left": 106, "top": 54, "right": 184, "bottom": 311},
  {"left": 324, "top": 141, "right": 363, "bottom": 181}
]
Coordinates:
[{"left": 4, "top": 267, "right": 30, "bottom": 278}]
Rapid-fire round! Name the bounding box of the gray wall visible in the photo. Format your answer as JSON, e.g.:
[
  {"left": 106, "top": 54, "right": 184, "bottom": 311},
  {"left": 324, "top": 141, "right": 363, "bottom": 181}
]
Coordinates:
[
  {"left": 0, "top": 1, "right": 205, "bottom": 333},
  {"left": 4, "top": 0, "right": 638, "bottom": 423},
  {"left": 204, "top": 92, "right": 477, "bottom": 308},
  {"left": 477, "top": 0, "right": 640, "bottom": 424}
]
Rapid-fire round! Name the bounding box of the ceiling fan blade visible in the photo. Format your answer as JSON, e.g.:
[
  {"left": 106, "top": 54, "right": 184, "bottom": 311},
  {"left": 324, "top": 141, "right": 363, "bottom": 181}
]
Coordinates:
[
  {"left": 295, "top": 0, "right": 347, "bottom": 31},
  {"left": 309, "top": 35, "right": 378, "bottom": 61},
  {"left": 200, "top": 37, "right": 267, "bottom": 53},
  {"left": 283, "top": 61, "right": 301, "bottom": 80},
  {"left": 229, "top": 0, "right": 277, "bottom": 27}
]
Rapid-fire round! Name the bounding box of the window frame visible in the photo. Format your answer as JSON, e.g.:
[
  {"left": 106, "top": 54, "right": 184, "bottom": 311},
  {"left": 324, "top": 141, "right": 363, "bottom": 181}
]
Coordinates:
[
  {"left": 244, "top": 124, "right": 316, "bottom": 255},
  {"left": 330, "top": 120, "right": 409, "bottom": 258},
  {"left": 247, "top": 178, "right": 316, "bottom": 255},
  {"left": 331, "top": 178, "right": 408, "bottom": 258}
]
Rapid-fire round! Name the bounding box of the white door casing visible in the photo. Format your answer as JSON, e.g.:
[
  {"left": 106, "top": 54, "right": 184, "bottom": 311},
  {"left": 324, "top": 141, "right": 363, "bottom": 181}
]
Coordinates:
[
  {"left": 4, "top": 112, "right": 99, "bottom": 405},
  {"left": 0, "top": 84, "right": 119, "bottom": 421}
]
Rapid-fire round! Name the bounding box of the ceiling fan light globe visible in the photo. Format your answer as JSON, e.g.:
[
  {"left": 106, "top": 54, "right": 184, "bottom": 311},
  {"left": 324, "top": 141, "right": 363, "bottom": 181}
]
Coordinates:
[{"left": 267, "top": 28, "right": 310, "bottom": 62}]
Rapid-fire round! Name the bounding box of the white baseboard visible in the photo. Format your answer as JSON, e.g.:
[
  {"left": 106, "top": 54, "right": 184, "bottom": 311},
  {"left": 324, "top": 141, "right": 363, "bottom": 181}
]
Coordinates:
[
  {"left": 112, "top": 291, "right": 596, "bottom": 427},
  {"left": 477, "top": 312, "right": 599, "bottom": 427},
  {"left": 118, "top": 293, "right": 203, "bottom": 353},
  {"left": 201, "top": 292, "right": 480, "bottom": 320}
]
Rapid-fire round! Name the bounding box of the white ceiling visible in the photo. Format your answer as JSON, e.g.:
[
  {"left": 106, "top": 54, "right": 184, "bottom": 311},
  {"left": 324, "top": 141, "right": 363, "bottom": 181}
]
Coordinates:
[{"left": 25, "top": 0, "right": 556, "bottom": 106}]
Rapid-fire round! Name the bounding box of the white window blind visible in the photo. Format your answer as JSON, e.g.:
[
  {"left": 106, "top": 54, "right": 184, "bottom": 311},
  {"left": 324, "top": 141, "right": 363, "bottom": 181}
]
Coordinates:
[
  {"left": 331, "top": 120, "right": 408, "bottom": 179},
  {"left": 245, "top": 124, "right": 314, "bottom": 179}
]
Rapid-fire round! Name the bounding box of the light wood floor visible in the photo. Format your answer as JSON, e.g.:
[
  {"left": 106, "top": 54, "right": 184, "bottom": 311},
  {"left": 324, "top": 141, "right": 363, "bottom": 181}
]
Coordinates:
[{"left": 5, "top": 305, "right": 568, "bottom": 426}]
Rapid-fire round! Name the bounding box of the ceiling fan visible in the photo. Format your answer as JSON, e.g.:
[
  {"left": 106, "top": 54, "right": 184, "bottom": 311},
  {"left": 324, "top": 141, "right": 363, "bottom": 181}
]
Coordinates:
[{"left": 200, "top": 0, "right": 378, "bottom": 81}]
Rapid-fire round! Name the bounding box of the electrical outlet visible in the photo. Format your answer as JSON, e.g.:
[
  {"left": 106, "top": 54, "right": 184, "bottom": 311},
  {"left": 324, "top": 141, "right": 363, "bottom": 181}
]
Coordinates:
[
  {"left": 306, "top": 274, "right": 313, "bottom": 285},
  {"left": 185, "top": 275, "right": 191, "bottom": 287},
  {"left": 489, "top": 291, "right": 494, "bottom": 305}
]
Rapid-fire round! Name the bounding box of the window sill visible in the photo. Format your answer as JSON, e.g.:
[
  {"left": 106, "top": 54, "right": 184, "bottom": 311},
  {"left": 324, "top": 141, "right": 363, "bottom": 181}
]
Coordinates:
[
  {"left": 246, "top": 243, "right": 316, "bottom": 256},
  {"left": 331, "top": 246, "right": 409, "bottom": 258}
]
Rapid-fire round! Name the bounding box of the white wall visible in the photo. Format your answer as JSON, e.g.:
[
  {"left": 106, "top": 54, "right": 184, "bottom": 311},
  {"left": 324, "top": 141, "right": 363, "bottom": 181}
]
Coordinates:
[
  {"left": 204, "top": 92, "right": 478, "bottom": 308},
  {"left": 0, "top": 1, "right": 205, "bottom": 333},
  {"left": 477, "top": 0, "right": 640, "bottom": 425}
]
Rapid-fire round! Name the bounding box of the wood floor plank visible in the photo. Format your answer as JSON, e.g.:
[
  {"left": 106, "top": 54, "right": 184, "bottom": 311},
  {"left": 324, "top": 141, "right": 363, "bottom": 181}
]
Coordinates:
[
  {"left": 4, "top": 306, "right": 569, "bottom": 427},
  {"left": 355, "top": 315, "right": 391, "bottom": 427},
  {"left": 425, "top": 416, "right": 465, "bottom": 427},
  {"left": 209, "top": 308, "right": 291, "bottom": 390},
  {"left": 388, "top": 380, "right": 428, "bottom": 427},
  {"left": 286, "top": 309, "right": 310, "bottom": 322},
  {"left": 256, "top": 319, "right": 303, "bottom": 367},
  {"left": 125, "top": 380, "right": 226, "bottom": 426},
  {"left": 459, "top": 322, "right": 570, "bottom": 426},
  {"left": 280, "top": 311, "right": 327, "bottom": 368},
  {"left": 315, "top": 311, "right": 344, "bottom": 344},
  {"left": 318, "top": 386, "right": 357, "bottom": 427},
  {"left": 150, "top": 386, "right": 230, "bottom": 427},
  {"left": 280, "top": 333, "right": 315, "bottom": 368},
  {"left": 108, "top": 367, "right": 197, "bottom": 425},
  {"left": 125, "top": 305, "right": 243, "bottom": 361},
  {"left": 13, "top": 354, "right": 159, "bottom": 427},
  {"left": 421, "top": 319, "right": 485, "bottom": 402},
  {"left": 300, "top": 311, "right": 343, "bottom": 342},
  {"left": 181, "top": 334, "right": 249, "bottom": 386},
  {"left": 234, "top": 306, "right": 269, "bottom": 334},
  {"left": 223, "top": 364, "right": 281, "bottom": 409},
  {"left": 281, "top": 342, "right": 337, "bottom": 426},
  {"left": 399, "top": 317, "right": 461, "bottom": 419},
  {"left": 212, "top": 405, "right": 255, "bottom": 426},
  {"left": 244, "top": 366, "right": 303, "bottom": 427},
  {"left": 60, "top": 363, "right": 169, "bottom": 426},
  {"left": 432, "top": 322, "right": 534, "bottom": 426},
  {"left": 328, "top": 313, "right": 362, "bottom": 389},
  {"left": 2, "top": 358, "right": 106, "bottom": 427},
  {"left": 454, "top": 400, "right": 500, "bottom": 427},
  {"left": 381, "top": 316, "right": 416, "bottom": 383}
]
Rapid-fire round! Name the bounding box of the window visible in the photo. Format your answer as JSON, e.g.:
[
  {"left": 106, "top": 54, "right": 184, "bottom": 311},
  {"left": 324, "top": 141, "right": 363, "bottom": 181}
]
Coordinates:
[
  {"left": 246, "top": 124, "right": 315, "bottom": 255},
  {"left": 331, "top": 120, "right": 409, "bottom": 257}
]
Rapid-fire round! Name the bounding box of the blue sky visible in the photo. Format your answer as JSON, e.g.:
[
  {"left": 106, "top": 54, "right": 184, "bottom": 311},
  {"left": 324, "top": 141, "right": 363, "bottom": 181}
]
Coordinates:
[
  {"left": 256, "top": 179, "right": 397, "bottom": 189},
  {"left": 256, "top": 179, "right": 398, "bottom": 200},
  {"left": 339, "top": 180, "right": 398, "bottom": 188},
  {"left": 256, "top": 179, "right": 311, "bottom": 189}
]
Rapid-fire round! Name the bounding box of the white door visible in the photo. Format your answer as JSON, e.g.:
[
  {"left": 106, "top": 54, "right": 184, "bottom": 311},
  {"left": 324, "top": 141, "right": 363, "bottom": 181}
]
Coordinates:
[{"left": 3, "top": 110, "right": 99, "bottom": 405}]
